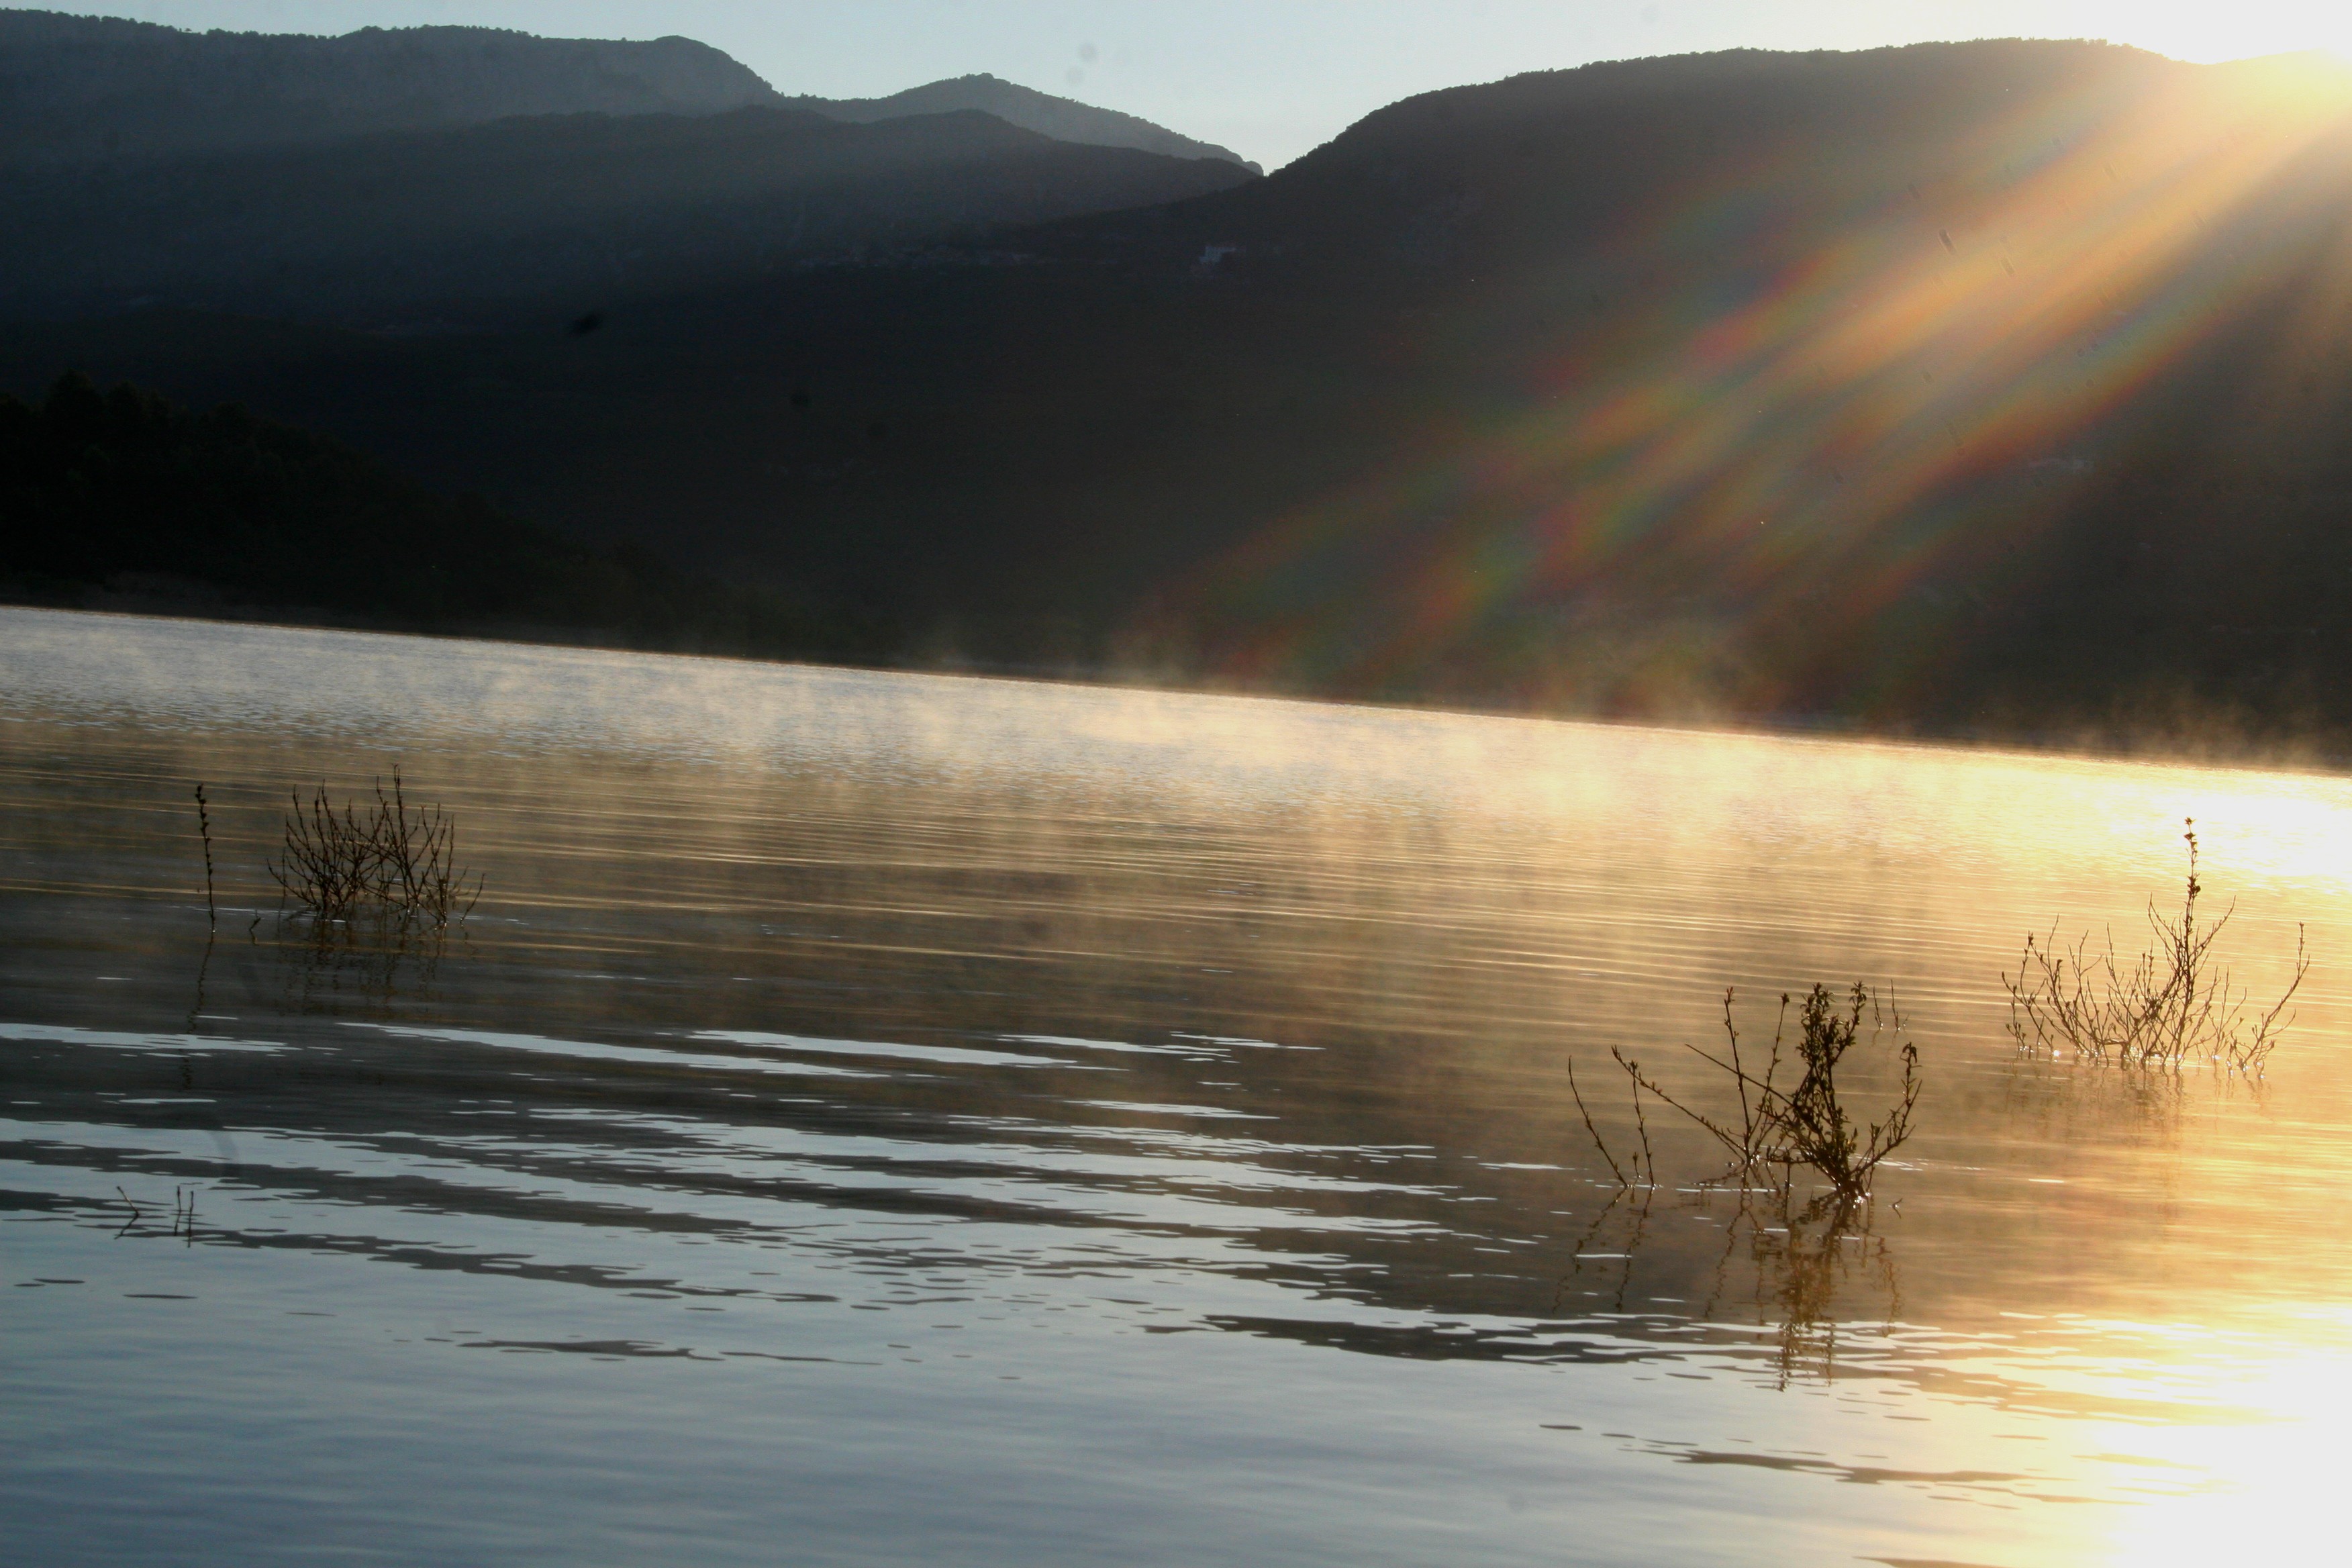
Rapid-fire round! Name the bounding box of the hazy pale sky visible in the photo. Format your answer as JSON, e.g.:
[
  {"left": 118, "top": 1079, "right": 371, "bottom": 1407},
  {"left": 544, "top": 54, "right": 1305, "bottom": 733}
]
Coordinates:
[{"left": 39, "top": 1, "right": 2352, "bottom": 166}]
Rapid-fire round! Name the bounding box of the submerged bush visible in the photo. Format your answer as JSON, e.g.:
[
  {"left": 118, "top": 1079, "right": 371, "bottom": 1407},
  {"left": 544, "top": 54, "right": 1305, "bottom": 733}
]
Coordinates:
[
  {"left": 2004, "top": 820, "right": 2306, "bottom": 1074},
  {"left": 1578, "top": 982, "right": 1920, "bottom": 1204},
  {"left": 269, "top": 768, "right": 479, "bottom": 928}
]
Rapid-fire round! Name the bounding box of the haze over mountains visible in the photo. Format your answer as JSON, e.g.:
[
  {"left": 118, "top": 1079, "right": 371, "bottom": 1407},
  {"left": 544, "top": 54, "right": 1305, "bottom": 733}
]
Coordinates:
[
  {"left": 0, "top": 106, "right": 1251, "bottom": 325},
  {"left": 0, "top": 11, "right": 1254, "bottom": 173},
  {"left": 0, "top": 12, "right": 1258, "bottom": 324},
  {"left": 7, "top": 14, "right": 2352, "bottom": 748}
]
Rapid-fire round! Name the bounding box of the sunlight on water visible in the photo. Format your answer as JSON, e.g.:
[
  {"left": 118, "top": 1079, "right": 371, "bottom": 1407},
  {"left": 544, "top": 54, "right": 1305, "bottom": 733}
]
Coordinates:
[
  {"left": 2088, "top": 1334, "right": 2352, "bottom": 1565},
  {"left": 3, "top": 607, "right": 2350, "bottom": 1567}
]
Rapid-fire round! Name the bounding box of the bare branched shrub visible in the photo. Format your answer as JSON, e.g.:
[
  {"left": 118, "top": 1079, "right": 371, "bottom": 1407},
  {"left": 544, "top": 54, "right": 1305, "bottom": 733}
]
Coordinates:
[
  {"left": 273, "top": 783, "right": 378, "bottom": 922},
  {"left": 1770, "top": 984, "right": 1920, "bottom": 1199},
  {"left": 1592, "top": 982, "right": 1920, "bottom": 1202},
  {"left": 269, "top": 768, "right": 481, "bottom": 928},
  {"left": 1638, "top": 987, "right": 1789, "bottom": 1182},
  {"left": 369, "top": 771, "right": 477, "bottom": 923},
  {"left": 2005, "top": 820, "right": 2307, "bottom": 1074}
]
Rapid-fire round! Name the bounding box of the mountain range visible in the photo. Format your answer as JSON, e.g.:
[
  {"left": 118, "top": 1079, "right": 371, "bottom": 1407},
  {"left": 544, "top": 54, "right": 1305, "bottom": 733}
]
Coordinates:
[
  {"left": 7, "top": 17, "right": 2352, "bottom": 750},
  {"left": 0, "top": 12, "right": 773, "bottom": 168},
  {"left": 0, "top": 11, "right": 1253, "bottom": 172},
  {"left": 0, "top": 12, "right": 1258, "bottom": 326}
]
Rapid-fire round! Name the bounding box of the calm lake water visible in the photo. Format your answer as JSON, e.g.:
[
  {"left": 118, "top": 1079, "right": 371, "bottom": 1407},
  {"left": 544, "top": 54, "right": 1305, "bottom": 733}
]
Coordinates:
[{"left": 5, "top": 605, "right": 2350, "bottom": 1567}]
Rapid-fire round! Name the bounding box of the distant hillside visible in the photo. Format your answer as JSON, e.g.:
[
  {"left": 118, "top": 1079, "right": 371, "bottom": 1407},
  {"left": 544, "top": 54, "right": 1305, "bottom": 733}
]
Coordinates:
[
  {"left": 793, "top": 74, "right": 1259, "bottom": 172},
  {"left": 13, "top": 40, "right": 2352, "bottom": 746},
  {"left": 0, "top": 11, "right": 778, "bottom": 169},
  {"left": 1046, "top": 42, "right": 2277, "bottom": 283},
  {"left": 0, "top": 105, "right": 1256, "bottom": 326},
  {"left": 0, "top": 14, "right": 1259, "bottom": 179}
]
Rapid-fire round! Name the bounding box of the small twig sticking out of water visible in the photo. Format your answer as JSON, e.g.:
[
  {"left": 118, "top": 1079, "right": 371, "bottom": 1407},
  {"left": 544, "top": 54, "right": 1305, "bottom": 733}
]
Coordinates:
[
  {"left": 1608, "top": 1048, "right": 1657, "bottom": 1187},
  {"left": 193, "top": 783, "right": 216, "bottom": 927},
  {"left": 1565, "top": 1058, "right": 1629, "bottom": 1188}
]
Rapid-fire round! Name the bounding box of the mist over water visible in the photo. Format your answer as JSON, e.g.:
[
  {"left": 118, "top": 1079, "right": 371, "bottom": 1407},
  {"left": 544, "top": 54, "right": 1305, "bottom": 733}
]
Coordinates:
[{"left": 5, "top": 605, "right": 2351, "bottom": 1567}]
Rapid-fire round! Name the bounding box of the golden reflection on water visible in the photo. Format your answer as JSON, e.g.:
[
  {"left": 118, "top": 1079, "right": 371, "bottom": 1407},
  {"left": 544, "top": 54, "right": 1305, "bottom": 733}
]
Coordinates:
[
  {"left": 5, "top": 609, "right": 2352, "bottom": 1565},
  {"left": 2092, "top": 1336, "right": 2352, "bottom": 1565}
]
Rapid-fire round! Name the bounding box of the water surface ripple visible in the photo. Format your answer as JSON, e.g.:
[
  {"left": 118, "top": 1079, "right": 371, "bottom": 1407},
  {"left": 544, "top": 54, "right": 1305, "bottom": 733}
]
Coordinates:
[{"left": 5, "top": 607, "right": 2350, "bottom": 1567}]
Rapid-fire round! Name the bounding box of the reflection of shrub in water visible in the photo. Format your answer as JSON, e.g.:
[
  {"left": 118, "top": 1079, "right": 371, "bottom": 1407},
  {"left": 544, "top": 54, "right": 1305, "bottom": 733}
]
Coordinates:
[
  {"left": 1562, "top": 984, "right": 1917, "bottom": 1381},
  {"left": 2005, "top": 820, "right": 2307, "bottom": 1075},
  {"left": 1555, "top": 1178, "right": 1899, "bottom": 1385},
  {"left": 269, "top": 767, "right": 481, "bottom": 929},
  {"left": 273, "top": 916, "right": 450, "bottom": 1016},
  {"left": 1580, "top": 983, "right": 1920, "bottom": 1205},
  {"left": 1998, "top": 1047, "right": 2206, "bottom": 1141},
  {"left": 1736, "top": 1196, "right": 1900, "bottom": 1387}
]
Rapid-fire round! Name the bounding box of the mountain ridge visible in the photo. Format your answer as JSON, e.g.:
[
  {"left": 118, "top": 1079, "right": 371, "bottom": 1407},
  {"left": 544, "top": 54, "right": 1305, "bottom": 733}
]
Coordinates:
[
  {"left": 0, "top": 11, "right": 775, "bottom": 168},
  {"left": 791, "top": 72, "right": 1259, "bottom": 171},
  {"left": 0, "top": 11, "right": 1255, "bottom": 175}
]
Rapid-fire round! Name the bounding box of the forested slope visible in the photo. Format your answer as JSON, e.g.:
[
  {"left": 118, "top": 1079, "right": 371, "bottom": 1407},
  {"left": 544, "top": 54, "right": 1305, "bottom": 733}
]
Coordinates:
[{"left": 0, "top": 374, "right": 861, "bottom": 656}]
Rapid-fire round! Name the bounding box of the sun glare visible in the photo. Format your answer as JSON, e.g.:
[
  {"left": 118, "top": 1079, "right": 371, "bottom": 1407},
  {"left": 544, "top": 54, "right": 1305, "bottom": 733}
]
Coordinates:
[
  {"left": 1157, "top": 32, "right": 2352, "bottom": 715},
  {"left": 2088, "top": 0, "right": 2352, "bottom": 66},
  {"left": 2092, "top": 1330, "right": 2352, "bottom": 1565}
]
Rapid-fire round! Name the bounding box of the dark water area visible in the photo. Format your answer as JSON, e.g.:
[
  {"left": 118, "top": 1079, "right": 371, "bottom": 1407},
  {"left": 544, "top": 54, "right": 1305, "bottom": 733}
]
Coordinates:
[{"left": 5, "top": 606, "right": 2349, "bottom": 1566}]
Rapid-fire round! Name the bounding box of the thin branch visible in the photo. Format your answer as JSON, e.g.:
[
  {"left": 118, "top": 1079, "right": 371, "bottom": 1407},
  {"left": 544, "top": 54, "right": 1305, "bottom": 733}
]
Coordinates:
[{"left": 1566, "top": 1057, "right": 1629, "bottom": 1188}]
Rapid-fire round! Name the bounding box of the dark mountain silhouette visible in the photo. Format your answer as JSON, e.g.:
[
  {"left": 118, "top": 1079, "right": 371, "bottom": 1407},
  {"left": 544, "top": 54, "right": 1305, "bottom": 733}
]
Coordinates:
[
  {"left": 791, "top": 74, "right": 1259, "bottom": 171},
  {"left": 0, "top": 104, "right": 1256, "bottom": 326},
  {"left": 11, "top": 38, "right": 2352, "bottom": 747},
  {"left": 0, "top": 11, "right": 777, "bottom": 170}
]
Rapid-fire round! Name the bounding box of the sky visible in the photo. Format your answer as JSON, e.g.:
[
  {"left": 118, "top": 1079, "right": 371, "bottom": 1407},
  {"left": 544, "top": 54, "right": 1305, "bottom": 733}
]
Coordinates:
[{"left": 34, "top": 1, "right": 2352, "bottom": 168}]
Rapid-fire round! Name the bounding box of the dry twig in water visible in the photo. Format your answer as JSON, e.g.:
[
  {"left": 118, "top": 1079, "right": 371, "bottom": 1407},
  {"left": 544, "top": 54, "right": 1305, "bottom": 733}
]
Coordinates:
[{"left": 192, "top": 783, "right": 217, "bottom": 926}]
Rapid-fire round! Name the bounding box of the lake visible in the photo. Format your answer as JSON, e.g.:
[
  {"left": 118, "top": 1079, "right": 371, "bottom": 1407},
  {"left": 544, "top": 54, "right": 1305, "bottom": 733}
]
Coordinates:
[{"left": 4, "top": 604, "right": 2349, "bottom": 1567}]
